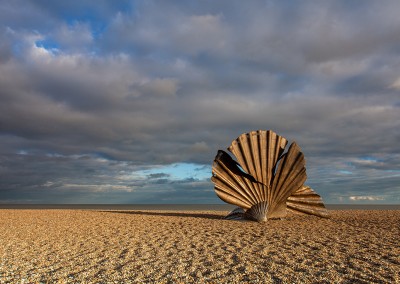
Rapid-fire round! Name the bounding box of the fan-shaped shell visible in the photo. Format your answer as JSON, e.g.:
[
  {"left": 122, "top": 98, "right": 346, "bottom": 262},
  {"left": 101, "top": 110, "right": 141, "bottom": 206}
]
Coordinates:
[{"left": 211, "top": 130, "right": 328, "bottom": 221}]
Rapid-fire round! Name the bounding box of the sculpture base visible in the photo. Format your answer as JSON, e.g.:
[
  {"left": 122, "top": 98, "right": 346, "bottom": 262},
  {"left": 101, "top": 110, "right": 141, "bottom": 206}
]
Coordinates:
[{"left": 224, "top": 202, "right": 288, "bottom": 222}]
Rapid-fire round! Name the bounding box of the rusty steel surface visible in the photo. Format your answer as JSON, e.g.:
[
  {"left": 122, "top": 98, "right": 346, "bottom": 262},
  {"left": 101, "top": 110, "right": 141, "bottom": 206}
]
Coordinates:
[{"left": 211, "top": 130, "right": 328, "bottom": 222}]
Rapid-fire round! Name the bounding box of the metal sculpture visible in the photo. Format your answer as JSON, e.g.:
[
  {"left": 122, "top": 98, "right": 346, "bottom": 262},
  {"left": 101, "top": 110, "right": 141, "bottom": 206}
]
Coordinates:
[{"left": 211, "top": 130, "right": 328, "bottom": 222}]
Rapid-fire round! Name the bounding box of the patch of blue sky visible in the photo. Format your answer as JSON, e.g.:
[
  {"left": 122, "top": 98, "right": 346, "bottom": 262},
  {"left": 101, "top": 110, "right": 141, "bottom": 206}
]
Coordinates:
[
  {"left": 35, "top": 39, "right": 60, "bottom": 52},
  {"left": 66, "top": 18, "right": 106, "bottom": 41},
  {"left": 139, "top": 163, "right": 211, "bottom": 181},
  {"left": 60, "top": 2, "right": 134, "bottom": 40},
  {"left": 359, "top": 156, "right": 379, "bottom": 162},
  {"left": 62, "top": 8, "right": 104, "bottom": 27}
]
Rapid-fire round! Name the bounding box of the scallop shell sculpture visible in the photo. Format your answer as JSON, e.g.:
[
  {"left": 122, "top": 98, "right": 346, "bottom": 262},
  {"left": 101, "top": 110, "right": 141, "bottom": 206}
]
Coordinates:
[{"left": 211, "top": 130, "right": 329, "bottom": 222}]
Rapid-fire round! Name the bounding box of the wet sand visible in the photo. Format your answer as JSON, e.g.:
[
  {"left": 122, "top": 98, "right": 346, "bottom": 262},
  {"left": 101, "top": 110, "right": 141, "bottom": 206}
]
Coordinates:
[{"left": 1, "top": 210, "right": 399, "bottom": 283}]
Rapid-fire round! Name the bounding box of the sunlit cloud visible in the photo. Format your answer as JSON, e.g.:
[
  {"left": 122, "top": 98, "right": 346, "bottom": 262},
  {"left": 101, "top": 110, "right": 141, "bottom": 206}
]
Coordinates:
[{"left": 349, "top": 196, "right": 385, "bottom": 201}]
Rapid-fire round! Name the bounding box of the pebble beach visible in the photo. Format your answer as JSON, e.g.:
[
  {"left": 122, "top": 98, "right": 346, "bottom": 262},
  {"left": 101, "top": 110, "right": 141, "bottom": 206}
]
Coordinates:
[{"left": 1, "top": 209, "right": 399, "bottom": 283}]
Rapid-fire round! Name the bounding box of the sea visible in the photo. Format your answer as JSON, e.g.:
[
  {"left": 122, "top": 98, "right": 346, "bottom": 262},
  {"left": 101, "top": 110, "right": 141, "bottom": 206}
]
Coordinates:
[{"left": 0, "top": 204, "right": 399, "bottom": 210}]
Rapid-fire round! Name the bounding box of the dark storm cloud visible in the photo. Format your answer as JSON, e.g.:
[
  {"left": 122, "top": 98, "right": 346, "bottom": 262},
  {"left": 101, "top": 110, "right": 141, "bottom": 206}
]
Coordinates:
[
  {"left": 0, "top": 0, "right": 399, "bottom": 204},
  {"left": 148, "top": 173, "right": 170, "bottom": 179}
]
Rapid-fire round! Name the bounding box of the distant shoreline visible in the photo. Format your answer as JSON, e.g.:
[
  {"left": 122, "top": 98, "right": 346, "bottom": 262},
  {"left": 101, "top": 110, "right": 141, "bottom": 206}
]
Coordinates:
[{"left": 0, "top": 204, "right": 399, "bottom": 210}]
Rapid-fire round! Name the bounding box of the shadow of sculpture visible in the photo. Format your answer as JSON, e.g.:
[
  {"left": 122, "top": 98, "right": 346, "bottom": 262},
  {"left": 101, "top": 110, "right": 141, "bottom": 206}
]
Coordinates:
[{"left": 98, "top": 210, "right": 224, "bottom": 220}]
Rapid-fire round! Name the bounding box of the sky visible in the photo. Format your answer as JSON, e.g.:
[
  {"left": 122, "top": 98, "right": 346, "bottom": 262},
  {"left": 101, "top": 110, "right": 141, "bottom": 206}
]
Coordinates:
[{"left": 0, "top": 0, "right": 399, "bottom": 204}]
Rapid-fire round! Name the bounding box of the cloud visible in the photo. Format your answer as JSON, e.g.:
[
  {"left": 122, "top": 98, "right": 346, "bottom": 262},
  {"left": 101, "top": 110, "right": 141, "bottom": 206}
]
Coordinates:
[
  {"left": 138, "top": 78, "right": 179, "bottom": 97},
  {"left": 62, "top": 183, "right": 134, "bottom": 192},
  {"left": 389, "top": 77, "right": 400, "bottom": 90},
  {"left": 53, "top": 22, "right": 93, "bottom": 51},
  {"left": 190, "top": 142, "right": 209, "bottom": 153},
  {"left": 349, "top": 196, "right": 385, "bottom": 201},
  {"left": 148, "top": 173, "right": 170, "bottom": 179},
  {"left": 1, "top": 0, "right": 400, "bottom": 204}
]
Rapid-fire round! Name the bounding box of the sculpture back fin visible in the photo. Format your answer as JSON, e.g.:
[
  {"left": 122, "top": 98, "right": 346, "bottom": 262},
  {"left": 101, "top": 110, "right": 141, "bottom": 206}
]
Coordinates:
[{"left": 287, "top": 185, "right": 329, "bottom": 218}]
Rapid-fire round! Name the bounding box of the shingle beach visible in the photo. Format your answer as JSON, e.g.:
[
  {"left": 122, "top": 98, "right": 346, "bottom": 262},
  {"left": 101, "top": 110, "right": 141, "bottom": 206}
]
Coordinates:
[{"left": 1, "top": 210, "right": 399, "bottom": 283}]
